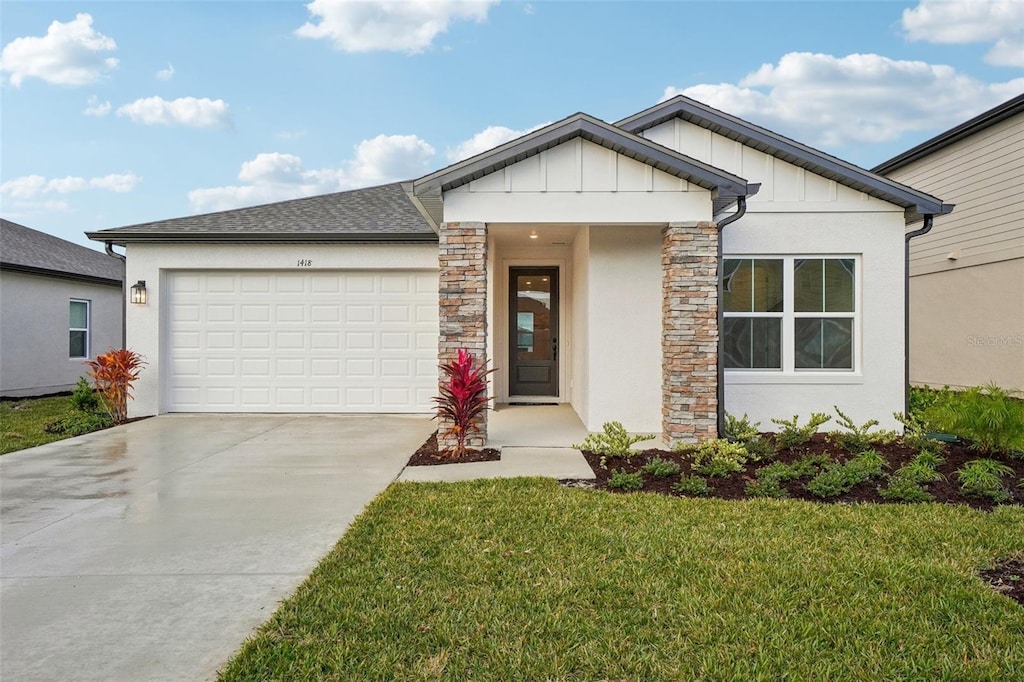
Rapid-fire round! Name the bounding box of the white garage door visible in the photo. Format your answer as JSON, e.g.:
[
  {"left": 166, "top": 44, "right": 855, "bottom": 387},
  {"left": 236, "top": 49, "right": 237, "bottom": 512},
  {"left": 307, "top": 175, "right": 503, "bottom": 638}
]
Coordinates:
[{"left": 166, "top": 270, "right": 438, "bottom": 412}]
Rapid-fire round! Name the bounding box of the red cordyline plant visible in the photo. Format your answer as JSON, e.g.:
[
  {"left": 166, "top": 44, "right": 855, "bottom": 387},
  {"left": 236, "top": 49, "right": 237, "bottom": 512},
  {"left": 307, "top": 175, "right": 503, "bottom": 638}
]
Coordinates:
[
  {"left": 85, "top": 348, "right": 146, "bottom": 425},
  {"left": 434, "top": 349, "right": 496, "bottom": 459}
]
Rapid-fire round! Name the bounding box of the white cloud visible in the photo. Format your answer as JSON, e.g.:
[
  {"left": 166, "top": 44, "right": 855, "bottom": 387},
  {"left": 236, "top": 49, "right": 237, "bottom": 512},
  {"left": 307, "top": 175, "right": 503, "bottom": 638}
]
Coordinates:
[
  {"left": 445, "top": 122, "right": 550, "bottom": 162},
  {"left": 902, "top": 0, "right": 1024, "bottom": 67},
  {"left": 83, "top": 95, "right": 111, "bottom": 116},
  {"left": 0, "top": 13, "right": 118, "bottom": 87},
  {"left": 188, "top": 134, "right": 436, "bottom": 212},
  {"left": 0, "top": 172, "right": 140, "bottom": 200},
  {"left": 156, "top": 63, "right": 175, "bottom": 81},
  {"left": 116, "top": 96, "right": 231, "bottom": 128},
  {"left": 295, "top": 0, "right": 497, "bottom": 53},
  {"left": 662, "top": 52, "right": 1024, "bottom": 148}
]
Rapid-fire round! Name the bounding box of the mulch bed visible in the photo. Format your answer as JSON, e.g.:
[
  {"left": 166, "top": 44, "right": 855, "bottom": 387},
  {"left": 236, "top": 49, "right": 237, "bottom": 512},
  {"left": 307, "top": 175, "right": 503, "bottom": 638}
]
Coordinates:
[
  {"left": 580, "top": 433, "right": 1024, "bottom": 511},
  {"left": 980, "top": 555, "right": 1024, "bottom": 606},
  {"left": 406, "top": 431, "right": 501, "bottom": 466}
]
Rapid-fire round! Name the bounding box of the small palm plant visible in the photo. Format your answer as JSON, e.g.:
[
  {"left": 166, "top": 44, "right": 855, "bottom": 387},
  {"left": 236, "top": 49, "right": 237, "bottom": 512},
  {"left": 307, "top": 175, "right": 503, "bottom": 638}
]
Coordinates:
[
  {"left": 434, "top": 349, "right": 495, "bottom": 459},
  {"left": 85, "top": 348, "right": 146, "bottom": 425}
]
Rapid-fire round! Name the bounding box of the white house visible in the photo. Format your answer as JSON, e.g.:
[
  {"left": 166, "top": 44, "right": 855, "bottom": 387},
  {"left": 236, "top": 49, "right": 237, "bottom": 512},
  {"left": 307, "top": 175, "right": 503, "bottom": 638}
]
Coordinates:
[
  {"left": 87, "top": 96, "right": 952, "bottom": 444},
  {"left": 1, "top": 219, "right": 124, "bottom": 397}
]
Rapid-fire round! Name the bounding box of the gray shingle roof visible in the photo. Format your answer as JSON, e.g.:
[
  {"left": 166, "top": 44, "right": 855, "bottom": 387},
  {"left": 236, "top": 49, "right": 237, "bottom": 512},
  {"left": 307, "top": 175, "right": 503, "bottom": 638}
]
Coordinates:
[
  {"left": 87, "top": 182, "right": 437, "bottom": 244},
  {"left": 1, "top": 219, "right": 123, "bottom": 284}
]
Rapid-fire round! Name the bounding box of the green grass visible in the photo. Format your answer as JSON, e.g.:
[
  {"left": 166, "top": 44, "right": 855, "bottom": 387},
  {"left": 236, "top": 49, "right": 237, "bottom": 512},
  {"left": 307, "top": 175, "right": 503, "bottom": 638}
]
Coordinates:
[
  {"left": 220, "top": 479, "right": 1024, "bottom": 681},
  {"left": 0, "top": 395, "right": 76, "bottom": 455}
]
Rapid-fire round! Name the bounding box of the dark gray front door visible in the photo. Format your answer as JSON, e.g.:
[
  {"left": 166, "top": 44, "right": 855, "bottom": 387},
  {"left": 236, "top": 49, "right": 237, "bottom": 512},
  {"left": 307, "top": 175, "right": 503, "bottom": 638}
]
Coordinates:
[{"left": 509, "top": 267, "right": 559, "bottom": 396}]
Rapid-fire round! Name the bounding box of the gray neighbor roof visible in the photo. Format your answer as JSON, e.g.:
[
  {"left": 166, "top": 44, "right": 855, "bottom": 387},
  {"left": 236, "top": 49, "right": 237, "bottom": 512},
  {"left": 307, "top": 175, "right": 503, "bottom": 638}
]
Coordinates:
[
  {"left": 87, "top": 182, "right": 437, "bottom": 245},
  {"left": 1, "top": 219, "right": 123, "bottom": 284}
]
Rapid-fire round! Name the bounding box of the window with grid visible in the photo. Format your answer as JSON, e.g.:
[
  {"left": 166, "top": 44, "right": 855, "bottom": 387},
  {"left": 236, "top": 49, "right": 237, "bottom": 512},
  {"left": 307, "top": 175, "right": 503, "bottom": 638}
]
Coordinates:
[
  {"left": 723, "top": 257, "right": 856, "bottom": 372},
  {"left": 69, "top": 300, "right": 90, "bottom": 359}
]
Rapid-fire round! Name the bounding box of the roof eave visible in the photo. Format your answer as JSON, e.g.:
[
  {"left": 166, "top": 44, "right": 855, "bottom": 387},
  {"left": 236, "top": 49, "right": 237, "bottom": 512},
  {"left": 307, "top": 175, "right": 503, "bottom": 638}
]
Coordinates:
[
  {"left": 0, "top": 262, "right": 122, "bottom": 286},
  {"left": 86, "top": 231, "right": 439, "bottom": 245}
]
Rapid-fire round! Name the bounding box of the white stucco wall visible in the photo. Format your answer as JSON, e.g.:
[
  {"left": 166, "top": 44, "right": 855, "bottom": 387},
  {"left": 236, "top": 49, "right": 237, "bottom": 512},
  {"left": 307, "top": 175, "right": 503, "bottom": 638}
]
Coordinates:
[
  {"left": 124, "top": 242, "right": 438, "bottom": 417},
  {"left": 722, "top": 211, "right": 907, "bottom": 430},
  {"left": 570, "top": 227, "right": 590, "bottom": 426},
  {"left": 581, "top": 225, "right": 664, "bottom": 433},
  {"left": 0, "top": 271, "right": 123, "bottom": 397}
]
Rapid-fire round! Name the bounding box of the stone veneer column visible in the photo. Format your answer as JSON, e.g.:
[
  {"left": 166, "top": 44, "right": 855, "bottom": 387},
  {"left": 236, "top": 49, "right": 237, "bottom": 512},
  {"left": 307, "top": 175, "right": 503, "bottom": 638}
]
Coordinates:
[
  {"left": 662, "top": 221, "right": 719, "bottom": 445},
  {"left": 438, "top": 221, "right": 488, "bottom": 448}
]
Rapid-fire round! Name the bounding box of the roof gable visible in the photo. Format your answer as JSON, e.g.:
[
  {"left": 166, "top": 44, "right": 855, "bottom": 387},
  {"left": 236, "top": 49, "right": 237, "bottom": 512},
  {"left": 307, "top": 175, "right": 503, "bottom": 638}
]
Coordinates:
[
  {"left": 618, "top": 95, "right": 953, "bottom": 220},
  {"left": 414, "top": 113, "right": 759, "bottom": 209},
  {"left": 1, "top": 219, "right": 123, "bottom": 283}
]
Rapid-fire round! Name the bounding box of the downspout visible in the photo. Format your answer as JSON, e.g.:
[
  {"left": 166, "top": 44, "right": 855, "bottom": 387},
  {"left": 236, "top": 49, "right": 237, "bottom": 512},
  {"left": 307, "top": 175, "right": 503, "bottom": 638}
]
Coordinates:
[
  {"left": 904, "top": 215, "right": 934, "bottom": 419},
  {"left": 105, "top": 241, "right": 127, "bottom": 348},
  {"left": 715, "top": 197, "right": 748, "bottom": 437}
]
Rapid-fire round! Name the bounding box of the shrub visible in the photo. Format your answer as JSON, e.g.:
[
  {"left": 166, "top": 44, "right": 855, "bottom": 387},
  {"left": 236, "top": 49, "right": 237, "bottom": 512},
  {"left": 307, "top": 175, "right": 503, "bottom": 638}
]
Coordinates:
[
  {"left": 746, "top": 477, "right": 789, "bottom": 499},
  {"left": 755, "top": 461, "right": 800, "bottom": 482},
  {"left": 909, "top": 385, "right": 953, "bottom": 424},
  {"left": 70, "top": 377, "right": 100, "bottom": 413},
  {"left": 804, "top": 453, "right": 884, "bottom": 499},
  {"left": 607, "top": 469, "right": 644, "bottom": 491},
  {"left": 641, "top": 456, "right": 681, "bottom": 478},
  {"left": 433, "top": 349, "right": 495, "bottom": 459},
  {"left": 573, "top": 422, "right": 651, "bottom": 461},
  {"left": 792, "top": 453, "right": 833, "bottom": 478},
  {"left": 85, "top": 348, "right": 146, "bottom": 425},
  {"left": 847, "top": 449, "right": 887, "bottom": 478},
  {"left": 695, "top": 457, "right": 743, "bottom": 478},
  {"left": 956, "top": 459, "right": 1013, "bottom": 502},
  {"left": 724, "top": 413, "right": 761, "bottom": 442},
  {"left": 896, "top": 462, "right": 944, "bottom": 485},
  {"left": 45, "top": 412, "right": 112, "bottom": 436},
  {"left": 828, "top": 406, "right": 898, "bottom": 453},
  {"left": 743, "top": 435, "right": 776, "bottom": 461},
  {"left": 893, "top": 411, "right": 947, "bottom": 455},
  {"left": 672, "top": 475, "right": 711, "bottom": 496},
  {"left": 689, "top": 439, "right": 750, "bottom": 477},
  {"left": 923, "top": 384, "right": 1024, "bottom": 455},
  {"left": 879, "top": 474, "right": 935, "bottom": 503},
  {"left": 771, "top": 413, "right": 831, "bottom": 450}
]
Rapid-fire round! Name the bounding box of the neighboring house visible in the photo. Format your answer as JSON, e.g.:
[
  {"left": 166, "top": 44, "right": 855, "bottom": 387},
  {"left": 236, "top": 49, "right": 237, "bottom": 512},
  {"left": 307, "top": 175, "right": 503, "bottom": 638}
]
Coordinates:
[
  {"left": 87, "top": 96, "right": 951, "bottom": 444},
  {"left": 1, "top": 219, "right": 124, "bottom": 397},
  {"left": 874, "top": 94, "right": 1023, "bottom": 392}
]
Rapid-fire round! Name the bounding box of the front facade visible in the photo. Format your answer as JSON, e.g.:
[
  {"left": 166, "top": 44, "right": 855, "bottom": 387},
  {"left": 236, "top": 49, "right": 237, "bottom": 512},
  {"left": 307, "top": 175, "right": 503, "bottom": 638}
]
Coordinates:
[
  {"left": 875, "top": 94, "right": 1023, "bottom": 391},
  {"left": 89, "top": 97, "right": 950, "bottom": 445},
  {"left": 1, "top": 220, "right": 124, "bottom": 397}
]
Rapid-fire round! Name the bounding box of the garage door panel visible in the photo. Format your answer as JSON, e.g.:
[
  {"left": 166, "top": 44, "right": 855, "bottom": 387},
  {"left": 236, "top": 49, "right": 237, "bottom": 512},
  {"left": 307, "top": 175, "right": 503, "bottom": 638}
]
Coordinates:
[{"left": 167, "top": 270, "right": 438, "bottom": 413}]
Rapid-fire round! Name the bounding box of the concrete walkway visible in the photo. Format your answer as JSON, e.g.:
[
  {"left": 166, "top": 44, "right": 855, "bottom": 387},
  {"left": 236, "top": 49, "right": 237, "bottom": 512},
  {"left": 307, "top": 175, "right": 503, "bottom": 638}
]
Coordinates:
[{"left": 0, "top": 414, "right": 434, "bottom": 682}]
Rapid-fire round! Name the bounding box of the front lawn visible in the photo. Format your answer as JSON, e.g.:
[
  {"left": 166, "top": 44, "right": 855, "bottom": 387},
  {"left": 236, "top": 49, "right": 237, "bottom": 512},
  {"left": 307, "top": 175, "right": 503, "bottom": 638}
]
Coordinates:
[
  {"left": 0, "top": 395, "right": 75, "bottom": 455},
  {"left": 220, "top": 479, "right": 1024, "bottom": 680}
]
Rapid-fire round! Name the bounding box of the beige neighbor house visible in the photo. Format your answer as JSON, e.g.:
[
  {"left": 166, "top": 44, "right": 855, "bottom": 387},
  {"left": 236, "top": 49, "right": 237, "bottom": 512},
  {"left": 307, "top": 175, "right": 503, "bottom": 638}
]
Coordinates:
[
  {"left": 88, "top": 96, "right": 953, "bottom": 445},
  {"left": 1, "top": 219, "right": 124, "bottom": 397},
  {"left": 874, "top": 94, "right": 1024, "bottom": 392}
]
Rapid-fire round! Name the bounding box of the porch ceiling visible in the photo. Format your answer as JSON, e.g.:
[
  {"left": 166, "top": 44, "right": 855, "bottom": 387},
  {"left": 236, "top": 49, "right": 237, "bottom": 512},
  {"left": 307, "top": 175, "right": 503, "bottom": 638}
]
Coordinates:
[{"left": 488, "top": 224, "right": 583, "bottom": 248}]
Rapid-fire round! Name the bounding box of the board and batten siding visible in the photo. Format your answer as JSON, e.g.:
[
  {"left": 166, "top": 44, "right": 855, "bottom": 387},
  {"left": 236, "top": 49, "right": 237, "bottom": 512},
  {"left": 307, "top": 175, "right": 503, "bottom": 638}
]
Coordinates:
[{"left": 881, "top": 109, "right": 1023, "bottom": 391}]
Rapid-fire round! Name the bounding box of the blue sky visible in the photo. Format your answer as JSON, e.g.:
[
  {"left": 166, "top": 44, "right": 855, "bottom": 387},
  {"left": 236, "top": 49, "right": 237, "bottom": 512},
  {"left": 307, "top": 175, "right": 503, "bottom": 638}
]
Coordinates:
[{"left": 2, "top": 0, "right": 1022, "bottom": 248}]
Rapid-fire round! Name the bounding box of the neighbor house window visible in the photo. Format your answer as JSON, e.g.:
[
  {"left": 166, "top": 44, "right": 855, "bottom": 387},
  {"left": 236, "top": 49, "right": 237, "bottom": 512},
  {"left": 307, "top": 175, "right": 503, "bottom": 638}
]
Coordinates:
[
  {"left": 69, "top": 300, "right": 90, "bottom": 359},
  {"left": 723, "top": 257, "right": 856, "bottom": 371}
]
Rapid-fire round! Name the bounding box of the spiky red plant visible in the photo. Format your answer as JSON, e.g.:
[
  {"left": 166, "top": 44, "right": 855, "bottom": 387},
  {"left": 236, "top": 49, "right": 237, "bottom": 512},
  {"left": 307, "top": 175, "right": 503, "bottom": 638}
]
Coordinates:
[
  {"left": 84, "top": 348, "right": 146, "bottom": 425},
  {"left": 434, "top": 349, "right": 495, "bottom": 458}
]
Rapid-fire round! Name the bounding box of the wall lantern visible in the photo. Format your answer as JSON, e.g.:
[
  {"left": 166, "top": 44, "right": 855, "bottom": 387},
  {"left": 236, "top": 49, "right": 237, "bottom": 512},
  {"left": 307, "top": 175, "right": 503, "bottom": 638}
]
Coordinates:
[{"left": 129, "top": 280, "right": 147, "bottom": 305}]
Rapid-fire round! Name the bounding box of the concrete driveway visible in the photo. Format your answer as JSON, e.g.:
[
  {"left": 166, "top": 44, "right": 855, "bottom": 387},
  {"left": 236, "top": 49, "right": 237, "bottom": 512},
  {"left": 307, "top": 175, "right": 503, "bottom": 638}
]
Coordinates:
[{"left": 0, "top": 414, "right": 433, "bottom": 681}]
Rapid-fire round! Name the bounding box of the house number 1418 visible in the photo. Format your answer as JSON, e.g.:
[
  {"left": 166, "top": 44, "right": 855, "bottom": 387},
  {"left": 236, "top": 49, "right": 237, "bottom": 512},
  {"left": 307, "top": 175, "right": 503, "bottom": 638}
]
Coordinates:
[{"left": 297, "top": 259, "right": 312, "bottom": 267}]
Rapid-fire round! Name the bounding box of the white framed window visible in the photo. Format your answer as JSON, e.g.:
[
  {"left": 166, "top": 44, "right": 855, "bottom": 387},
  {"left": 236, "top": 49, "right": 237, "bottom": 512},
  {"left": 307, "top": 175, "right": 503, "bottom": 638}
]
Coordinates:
[
  {"left": 69, "top": 299, "right": 90, "bottom": 359},
  {"left": 723, "top": 257, "right": 858, "bottom": 372}
]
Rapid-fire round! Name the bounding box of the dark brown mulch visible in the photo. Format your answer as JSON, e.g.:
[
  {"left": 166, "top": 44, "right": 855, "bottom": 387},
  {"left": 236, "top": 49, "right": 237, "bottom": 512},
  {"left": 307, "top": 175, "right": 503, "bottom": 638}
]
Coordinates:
[
  {"left": 980, "top": 555, "right": 1024, "bottom": 606},
  {"left": 581, "top": 432, "right": 1024, "bottom": 510},
  {"left": 406, "top": 431, "right": 501, "bottom": 466}
]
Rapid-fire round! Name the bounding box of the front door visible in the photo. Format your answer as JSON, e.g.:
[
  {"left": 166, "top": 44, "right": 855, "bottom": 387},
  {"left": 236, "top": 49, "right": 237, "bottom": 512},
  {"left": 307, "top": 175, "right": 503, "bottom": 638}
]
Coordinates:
[{"left": 509, "top": 267, "right": 559, "bottom": 396}]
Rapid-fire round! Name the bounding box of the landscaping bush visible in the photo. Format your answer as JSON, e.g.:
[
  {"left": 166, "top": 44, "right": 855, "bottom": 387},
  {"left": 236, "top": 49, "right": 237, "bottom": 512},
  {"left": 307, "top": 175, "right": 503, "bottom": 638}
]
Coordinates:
[
  {"left": 45, "top": 411, "right": 112, "bottom": 436},
  {"left": 771, "top": 413, "right": 831, "bottom": 449},
  {"left": 687, "top": 439, "right": 750, "bottom": 477},
  {"left": 607, "top": 469, "right": 644, "bottom": 491},
  {"left": 879, "top": 474, "right": 935, "bottom": 503},
  {"left": 434, "top": 349, "right": 495, "bottom": 459},
  {"left": 804, "top": 452, "right": 885, "bottom": 499},
  {"left": 724, "top": 413, "right": 760, "bottom": 442},
  {"left": 671, "top": 475, "right": 711, "bottom": 496},
  {"left": 828, "top": 406, "right": 897, "bottom": 453},
  {"left": 574, "top": 422, "right": 651, "bottom": 462},
  {"left": 894, "top": 411, "right": 947, "bottom": 455},
  {"left": 70, "top": 377, "right": 100, "bottom": 413},
  {"left": 641, "top": 456, "right": 680, "bottom": 478},
  {"left": 746, "top": 477, "right": 789, "bottom": 499},
  {"left": 956, "top": 459, "right": 1013, "bottom": 502},
  {"left": 922, "top": 384, "right": 1024, "bottom": 455},
  {"left": 85, "top": 348, "right": 146, "bottom": 425}
]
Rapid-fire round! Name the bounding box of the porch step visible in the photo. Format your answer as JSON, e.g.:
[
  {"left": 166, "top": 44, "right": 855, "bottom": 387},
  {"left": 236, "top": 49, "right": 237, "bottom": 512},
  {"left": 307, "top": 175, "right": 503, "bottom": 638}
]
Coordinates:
[{"left": 397, "top": 447, "right": 596, "bottom": 483}]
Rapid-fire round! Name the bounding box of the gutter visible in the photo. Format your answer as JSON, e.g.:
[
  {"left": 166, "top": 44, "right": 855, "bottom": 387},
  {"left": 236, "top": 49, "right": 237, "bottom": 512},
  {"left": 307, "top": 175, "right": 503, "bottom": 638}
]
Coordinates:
[
  {"left": 105, "top": 242, "right": 128, "bottom": 348},
  {"left": 714, "top": 197, "right": 748, "bottom": 438},
  {"left": 904, "top": 215, "right": 934, "bottom": 420}
]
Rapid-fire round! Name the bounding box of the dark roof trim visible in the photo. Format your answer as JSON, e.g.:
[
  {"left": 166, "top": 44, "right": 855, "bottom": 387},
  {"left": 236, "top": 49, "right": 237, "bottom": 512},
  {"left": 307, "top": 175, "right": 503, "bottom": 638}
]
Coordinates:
[
  {"left": 872, "top": 93, "right": 1024, "bottom": 175},
  {"left": 85, "top": 231, "right": 439, "bottom": 246},
  {"left": 0, "top": 262, "right": 122, "bottom": 287},
  {"left": 414, "top": 112, "right": 757, "bottom": 200},
  {"left": 617, "top": 95, "right": 953, "bottom": 218}
]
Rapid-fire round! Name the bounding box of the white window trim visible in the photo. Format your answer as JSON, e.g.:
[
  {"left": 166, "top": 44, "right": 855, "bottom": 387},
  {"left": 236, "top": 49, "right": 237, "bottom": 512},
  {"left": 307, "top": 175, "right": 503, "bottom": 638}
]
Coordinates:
[
  {"left": 724, "top": 255, "right": 862, "bottom": 385},
  {"left": 70, "top": 299, "right": 90, "bottom": 360}
]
